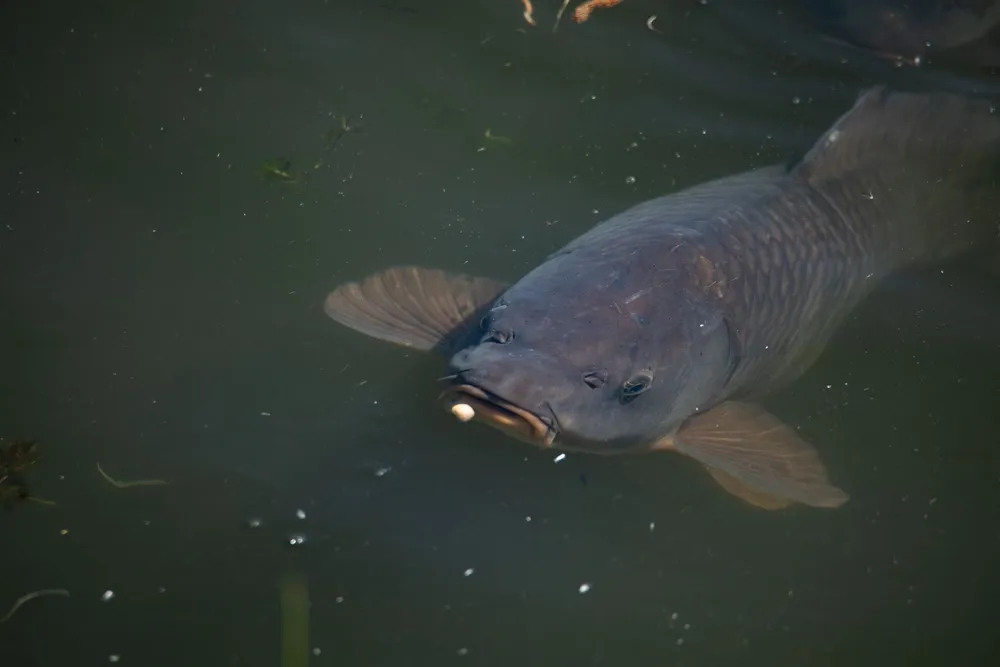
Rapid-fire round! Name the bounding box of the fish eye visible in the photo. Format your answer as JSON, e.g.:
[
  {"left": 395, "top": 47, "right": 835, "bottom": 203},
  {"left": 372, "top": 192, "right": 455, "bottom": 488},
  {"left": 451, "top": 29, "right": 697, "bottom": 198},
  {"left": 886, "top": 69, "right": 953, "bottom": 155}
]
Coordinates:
[
  {"left": 487, "top": 327, "right": 514, "bottom": 345},
  {"left": 619, "top": 372, "right": 653, "bottom": 404},
  {"left": 582, "top": 370, "right": 607, "bottom": 389}
]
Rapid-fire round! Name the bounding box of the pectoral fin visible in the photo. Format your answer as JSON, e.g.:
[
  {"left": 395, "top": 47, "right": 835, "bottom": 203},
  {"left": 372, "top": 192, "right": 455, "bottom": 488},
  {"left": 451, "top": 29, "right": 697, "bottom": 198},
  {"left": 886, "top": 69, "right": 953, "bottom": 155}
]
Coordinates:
[
  {"left": 323, "top": 266, "right": 508, "bottom": 353},
  {"left": 702, "top": 466, "right": 793, "bottom": 510},
  {"left": 669, "top": 401, "right": 849, "bottom": 510}
]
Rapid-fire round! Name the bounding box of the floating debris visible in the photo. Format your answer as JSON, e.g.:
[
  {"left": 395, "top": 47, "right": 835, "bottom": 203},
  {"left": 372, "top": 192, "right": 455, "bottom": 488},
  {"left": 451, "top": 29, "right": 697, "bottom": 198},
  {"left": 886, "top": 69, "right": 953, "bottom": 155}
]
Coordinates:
[
  {"left": 573, "top": 0, "right": 623, "bottom": 24},
  {"left": 0, "top": 438, "right": 40, "bottom": 476},
  {"left": 0, "top": 589, "right": 70, "bottom": 624},
  {"left": 578, "top": 582, "right": 592, "bottom": 594},
  {"left": 483, "top": 128, "right": 512, "bottom": 145},
  {"left": 0, "top": 439, "right": 54, "bottom": 507},
  {"left": 279, "top": 571, "right": 310, "bottom": 667},
  {"left": 259, "top": 158, "right": 296, "bottom": 184},
  {"left": 96, "top": 463, "right": 168, "bottom": 489},
  {"left": 553, "top": 0, "right": 572, "bottom": 31},
  {"left": 520, "top": 0, "right": 535, "bottom": 26},
  {"left": 101, "top": 590, "right": 115, "bottom": 602}
]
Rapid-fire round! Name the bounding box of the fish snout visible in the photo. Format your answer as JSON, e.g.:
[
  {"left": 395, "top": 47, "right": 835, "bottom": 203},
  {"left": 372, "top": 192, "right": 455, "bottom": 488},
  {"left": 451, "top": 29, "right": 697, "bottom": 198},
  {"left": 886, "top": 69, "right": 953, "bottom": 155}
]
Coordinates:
[
  {"left": 451, "top": 347, "right": 572, "bottom": 410},
  {"left": 443, "top": 347, "right": 565, "bottom": 447}
]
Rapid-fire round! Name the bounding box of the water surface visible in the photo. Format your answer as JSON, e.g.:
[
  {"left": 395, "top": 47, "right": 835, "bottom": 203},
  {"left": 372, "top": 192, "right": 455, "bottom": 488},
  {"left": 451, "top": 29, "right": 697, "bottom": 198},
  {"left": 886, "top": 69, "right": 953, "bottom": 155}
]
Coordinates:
[{"left": 2, "top": 0, "right": 999, "bottom": 665}]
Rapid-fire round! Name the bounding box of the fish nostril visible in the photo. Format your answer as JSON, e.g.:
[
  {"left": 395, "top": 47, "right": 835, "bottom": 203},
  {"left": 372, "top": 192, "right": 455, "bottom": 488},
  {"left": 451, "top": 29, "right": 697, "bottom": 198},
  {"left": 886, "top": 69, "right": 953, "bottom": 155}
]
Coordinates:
[
  {"left": 451, "top": 349, "right": 475, "bottom": 368},
  {"left": 583, "top": 370, "right": 607, "bottom": 389}
]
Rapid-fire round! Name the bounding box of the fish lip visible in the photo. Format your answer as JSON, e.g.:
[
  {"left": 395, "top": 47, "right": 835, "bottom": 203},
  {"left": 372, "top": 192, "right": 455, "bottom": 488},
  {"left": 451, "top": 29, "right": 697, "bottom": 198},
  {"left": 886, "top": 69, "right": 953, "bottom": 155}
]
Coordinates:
[{"left": 438, "top": 383, "right": 558, "bottom": 447}]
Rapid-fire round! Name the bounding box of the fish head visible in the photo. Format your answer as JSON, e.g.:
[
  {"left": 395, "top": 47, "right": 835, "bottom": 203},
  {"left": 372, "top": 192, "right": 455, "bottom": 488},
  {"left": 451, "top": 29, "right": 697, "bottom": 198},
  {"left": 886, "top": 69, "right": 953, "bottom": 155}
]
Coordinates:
[{"left": 439, "top": 273, "right": 736, "bottom": 453}]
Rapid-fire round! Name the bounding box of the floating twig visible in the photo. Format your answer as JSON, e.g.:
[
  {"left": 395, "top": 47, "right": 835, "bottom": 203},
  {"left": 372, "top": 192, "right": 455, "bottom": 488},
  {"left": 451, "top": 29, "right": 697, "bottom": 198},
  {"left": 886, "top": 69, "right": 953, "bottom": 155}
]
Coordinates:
[
  {"left": 483, "top": 128, "right": 512, "bottom": 145},
  {"left": 96, "top": 463, "right": 168, "bottom": 489},
  {"left": 279, "top": 572, "right": 310, "bottom": 667},
  {"left": 553, "top": 0, "right": 571, "bottom": 32},
  {"left": 521, "top": 0, "right": 535, "bottom": 26},
  {"left": 574, "top": 0, "right": 624, "bottom": 24},
  {"left": 0, "top": 589, "right": 70, "bottom": 624}
]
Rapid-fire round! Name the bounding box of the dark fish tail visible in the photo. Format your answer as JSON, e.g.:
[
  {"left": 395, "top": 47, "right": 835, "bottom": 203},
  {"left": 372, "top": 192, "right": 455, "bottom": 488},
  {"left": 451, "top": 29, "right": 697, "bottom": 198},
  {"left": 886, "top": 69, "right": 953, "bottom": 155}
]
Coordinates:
[
  {"left": 795, "top": 85, "right": 1000, "bottom": 268},
  {"left": 713, "top": 87, "right": 1000, "bottom": 395}
]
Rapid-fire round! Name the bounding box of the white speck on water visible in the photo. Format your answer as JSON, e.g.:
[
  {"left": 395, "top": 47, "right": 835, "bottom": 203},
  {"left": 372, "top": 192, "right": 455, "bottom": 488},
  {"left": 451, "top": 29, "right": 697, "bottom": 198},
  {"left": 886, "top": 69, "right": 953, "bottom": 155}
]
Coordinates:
[
  {"left": 649, "top": 522, "right": 656, "bottom": 531},
  {"left": 108, "top": 655, "right": 120, "bottom": 663},
  {"left": 791, "top": 96, "right": 801, "bottom": 105},
  {"left": 288, "top": 534, "right": 306, "bottom": 546},
  {"left": 374, "top": 466, "right": 391, "bottom": 477},
  {"left": 684, "top": 623, "right": 691, "bottom": 630},
  {"left": 671, "top": 612, "right": 679, "bottom": 620},
  {"left": 457, "top": 648, "right": 469, "bottom": 656},
  {"left": 247, "top": 518, "right": 262, "bottom": 528},
  {"left": 335, "top": 596, "right": 344, "bottom": 603},
  {"left": 101, "top": 590, "right": 115, "bottom": 602},
  {"left": 676, "top": 638, "right": 685, "bottom": 646},
  {"left": 553, "top": 453, "right": 566, "bottom": 463},
  {"left": 260, "top": 411, "right": 271, "bottom": 417},
  {"left": 463, "top": 568, "right": 474, "bottom": 577},
  {"left": 312, "top": 648, "right": 322, "bottom": 656},
  {"left": 578, "top": 583, "right": 591, "bottom": 594},
  {"left": 624, "top": 175, "right": 636, "bottom": 184},
  {"left": 525, "top": 516, "right": 532, "bottom": 522},
  {"left": 157, "top": 587, "right": 166, "bottom": 594},
  {"left": 295, "top": 509, "right": 306, "bottom": 520}
]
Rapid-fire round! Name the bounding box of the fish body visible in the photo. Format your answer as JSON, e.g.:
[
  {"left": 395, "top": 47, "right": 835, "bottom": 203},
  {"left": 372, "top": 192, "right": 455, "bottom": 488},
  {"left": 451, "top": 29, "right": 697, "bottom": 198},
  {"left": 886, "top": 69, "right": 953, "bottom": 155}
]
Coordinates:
[
  {"left": 323, "top": 87, "right": 1000, "bottom": 510},
  {"left": 807, "top": 0, "right": 1000, "bottom": 64}
]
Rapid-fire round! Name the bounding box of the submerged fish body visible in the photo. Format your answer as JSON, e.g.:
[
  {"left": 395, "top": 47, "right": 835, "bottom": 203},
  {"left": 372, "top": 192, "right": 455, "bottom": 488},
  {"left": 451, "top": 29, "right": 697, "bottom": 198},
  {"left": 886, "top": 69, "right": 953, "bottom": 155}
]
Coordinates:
[
  {"left": 808, "top": 0, "right": 1000, "bottom": 65},
  {"left": 324, "top": 87, "right": 1000, "bottom": 511}
]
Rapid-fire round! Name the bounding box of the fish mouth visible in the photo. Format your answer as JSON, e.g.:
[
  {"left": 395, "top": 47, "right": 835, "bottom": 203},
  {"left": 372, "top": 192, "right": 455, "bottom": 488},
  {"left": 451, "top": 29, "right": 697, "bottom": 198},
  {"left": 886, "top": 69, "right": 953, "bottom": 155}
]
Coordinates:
[{"left": 438, "top": 383, "right": 558, "bottom": 448}]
